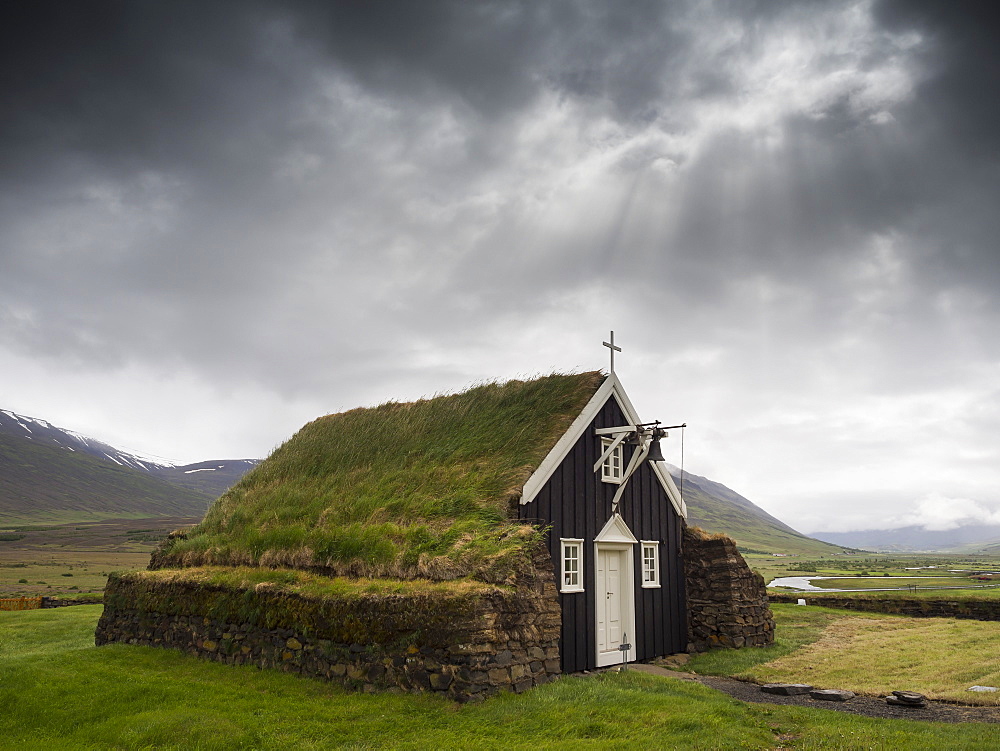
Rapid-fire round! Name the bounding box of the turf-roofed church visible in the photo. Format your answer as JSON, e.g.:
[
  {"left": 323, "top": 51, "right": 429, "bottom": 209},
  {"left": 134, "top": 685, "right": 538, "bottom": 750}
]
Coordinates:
[
  {"left": 517, "top": 371, "right": 688, "bottom": 670},
  {"left": 96, "top": 371, "right": 698, "bottom": 699}
]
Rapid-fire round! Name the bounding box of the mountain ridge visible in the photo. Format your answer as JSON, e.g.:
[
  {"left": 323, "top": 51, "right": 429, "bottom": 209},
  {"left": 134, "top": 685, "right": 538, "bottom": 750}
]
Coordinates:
[
  {"left": 150, "top": 460, "right": 261, "bottom": 497},
  {"left": 0, "top": 408, "right": 259, "bottom": 524},
  {"left": 0, "top": 433, "right": 211, "bottom": 523},
  {"left": 666, "top": 464, "right": 848, "bottom": 555},
  {"left": 0, "top": 408, "right": 167, "bottom": 471},
  {"left": 2, "top": 407, "right": 843, "bottom": 555},
  {"left": 813, "top": 524, "right": 1000, "bottom": 553}
]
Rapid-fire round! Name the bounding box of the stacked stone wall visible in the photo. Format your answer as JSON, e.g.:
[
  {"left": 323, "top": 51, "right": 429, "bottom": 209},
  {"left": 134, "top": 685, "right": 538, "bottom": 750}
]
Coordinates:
[
  {"left": 96, "top": 549, "right": 561, "bottom": 702},
  {"left": 769, "top": 593, "right": 1000, "bottom": 621},
  {"left": 42, "top": 596, "right": 102, "bottom": 608},
  {"left": 683, "top": 527, "right": 775, "bottom": 651}
]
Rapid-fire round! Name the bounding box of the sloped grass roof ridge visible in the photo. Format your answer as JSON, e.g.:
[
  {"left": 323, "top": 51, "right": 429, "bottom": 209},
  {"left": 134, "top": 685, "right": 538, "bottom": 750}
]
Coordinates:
[{"left": 155, "top": 371, "right": 605, "bottom": 582}]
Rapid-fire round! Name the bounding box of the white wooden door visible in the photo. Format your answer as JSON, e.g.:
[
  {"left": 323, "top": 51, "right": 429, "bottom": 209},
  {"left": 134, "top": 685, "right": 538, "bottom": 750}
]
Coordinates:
[{"left": 597, "top": 547, "right": 624, "bottom": 655}]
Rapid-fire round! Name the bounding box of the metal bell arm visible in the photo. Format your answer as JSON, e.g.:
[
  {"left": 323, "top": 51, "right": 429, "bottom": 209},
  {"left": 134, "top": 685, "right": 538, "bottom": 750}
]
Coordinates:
[
  {"left": 592, "top": 426, "right": 635, "bottom": 474},
  {"left": 610, "top": 440, "right": 650, "bottom": 514}
]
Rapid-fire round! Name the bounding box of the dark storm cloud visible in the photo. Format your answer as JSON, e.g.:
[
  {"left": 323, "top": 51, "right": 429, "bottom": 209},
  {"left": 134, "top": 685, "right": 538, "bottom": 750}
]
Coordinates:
[
  {"left": 868, "top": 1, "right": 1000, "bottom": 288},
  {"left": 2, "top": 1, "right": 260, "bottom": 172},
  {"left": 0, "top": 0, "right": 773, "bottom": 191},
  {"left": 1, "top": 0, "right": 709, "bottom": 385},
  {"left": 1, "top": 2, "right": 370, "bottom": 374},
  {"left": 286, "top": 0, "right": 693, "bottom": 122},
  {"left": 4, "top": 1, "right": 1000, "bottom": 529},
  {"left": 0, "top": 0, "right": 679, "bottom": 175},
  {"left": 0, "top": 0, "right": 943, "bottom": 354},
  {"left": 875, "top": 0, "right": 1000, "bottom": 153}
]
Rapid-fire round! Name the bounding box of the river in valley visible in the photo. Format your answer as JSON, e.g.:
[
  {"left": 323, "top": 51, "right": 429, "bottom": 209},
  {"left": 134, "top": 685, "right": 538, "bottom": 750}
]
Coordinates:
[{"left": 765, "top": 575, "right": 974, "bottom": 592}]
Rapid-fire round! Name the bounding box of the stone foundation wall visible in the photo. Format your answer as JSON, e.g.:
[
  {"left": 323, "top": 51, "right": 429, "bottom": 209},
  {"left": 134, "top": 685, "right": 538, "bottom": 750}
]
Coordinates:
[
  {"left": 683, "top": 526, "right": 775, "bottom": 651},
  {"left": 769, "top": 593, "right": 1000, "bottom": 621},
  {"left": 96, "top": 548, "right": 561, "bottom": 702}
]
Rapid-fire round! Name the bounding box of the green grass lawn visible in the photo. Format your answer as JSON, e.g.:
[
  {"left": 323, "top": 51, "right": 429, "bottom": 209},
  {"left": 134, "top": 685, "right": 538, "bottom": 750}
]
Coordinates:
[
  {"left": 2, "top": 605, "right": 999, "bottom": 749},
  {"left": 747, "top": 554, "right": 1000, "bottom": 589},
  {"left": 807, "top": 577, "right": 960, "bottom": 590},
  {"left": 776, "top": 586, "right": 1000, "bottom": 601}
]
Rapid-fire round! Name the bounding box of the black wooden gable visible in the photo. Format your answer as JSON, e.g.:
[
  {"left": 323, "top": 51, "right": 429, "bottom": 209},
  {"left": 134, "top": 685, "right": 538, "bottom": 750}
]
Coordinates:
[{"left": 517, "top": 383, "right": 687, "bottom": 673}]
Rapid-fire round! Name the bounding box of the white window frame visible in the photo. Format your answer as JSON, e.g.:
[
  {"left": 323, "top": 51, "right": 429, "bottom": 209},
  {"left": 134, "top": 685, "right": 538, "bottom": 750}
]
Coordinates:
[
  {"left": 641, "top": 540, "right": 660, "bottom": 588},
  {"left": 600, "top": 437, "right": 624, "bottom": 484},
  {"left": 560, "top": 538, "right": 585, "bottom": 593}
]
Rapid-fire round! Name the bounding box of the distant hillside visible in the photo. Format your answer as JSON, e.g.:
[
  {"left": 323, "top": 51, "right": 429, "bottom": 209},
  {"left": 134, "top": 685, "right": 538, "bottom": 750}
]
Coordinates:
[
  {"left": 0, "top": 409, "right": 165, "bottom": 470},
  {"left": 2, "top": 405, "right": 839, "bottom": 556},
  {"left": 0, "top": 434, "right": 212, "bottom": 524},
  {"left": 150, "top": 460, "right": 260, "bottom": 498},
  {"left": 0, "top": 408, "right": 259, "bottom": 526},
  {"left": 981, "top": 540, "right": 1000, "bottom": 556},
  {"left": 814, "top": 525, "right": 1000, "bottom": 553},
  {"left": 667, "top": 465, "right": 848, "bottom": 555}
]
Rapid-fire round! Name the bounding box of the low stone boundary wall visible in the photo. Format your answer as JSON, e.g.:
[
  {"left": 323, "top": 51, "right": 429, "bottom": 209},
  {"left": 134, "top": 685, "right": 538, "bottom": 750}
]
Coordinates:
[
  {"left": 683, "top": 527, "right": 775, "bottom": 651},
  {"left": 97, "top": 609, "right": 558, "bottom": 701},
  {"left": 42, "top": 596, "right": 102, "bottom": 608},
  {"left": 96, "top": 556, "right": 561, "bottom": 702},
  {"left": 769, "top": 593, "right": 1000, "bottom": 621}
]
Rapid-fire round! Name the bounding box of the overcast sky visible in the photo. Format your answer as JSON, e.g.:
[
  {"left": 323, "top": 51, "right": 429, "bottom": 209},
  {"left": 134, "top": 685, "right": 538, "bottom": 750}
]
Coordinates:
[{"left": 3, "top": 0, "right": 999, "bottom": 535}]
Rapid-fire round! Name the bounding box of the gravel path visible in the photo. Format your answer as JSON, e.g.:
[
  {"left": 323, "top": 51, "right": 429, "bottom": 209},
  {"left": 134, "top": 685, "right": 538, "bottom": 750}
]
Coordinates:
[{"left": 629, "top": 665, "right": 1000, "bottom": 724}]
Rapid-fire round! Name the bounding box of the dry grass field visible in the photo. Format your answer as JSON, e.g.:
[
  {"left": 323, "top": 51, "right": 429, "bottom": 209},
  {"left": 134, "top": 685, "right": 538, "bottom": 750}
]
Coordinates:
[
  {"left": 682, "top": 605, "right": 1000, "bottom": 707},
  {"left": 738, "top": 612, "right": 1000, "bottom": 705},
  {"left": 0, "top": 517, "right": 199, "bottom": 597}
]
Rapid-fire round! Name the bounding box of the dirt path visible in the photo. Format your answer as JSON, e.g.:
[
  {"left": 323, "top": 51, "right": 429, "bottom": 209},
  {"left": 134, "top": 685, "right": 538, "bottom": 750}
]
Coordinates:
[{"left": 629, "top": 664, "right": 1000, "bottom": 724}]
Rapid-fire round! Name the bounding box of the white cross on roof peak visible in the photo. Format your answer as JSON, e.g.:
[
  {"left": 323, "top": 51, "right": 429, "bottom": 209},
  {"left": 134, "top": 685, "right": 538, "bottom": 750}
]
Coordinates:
[{"left": 603, "top": 331, "right": 621, "bottom": 373}]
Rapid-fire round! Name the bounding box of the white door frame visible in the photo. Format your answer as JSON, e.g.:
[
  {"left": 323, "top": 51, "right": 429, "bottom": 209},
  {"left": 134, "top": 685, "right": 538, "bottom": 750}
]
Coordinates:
[{"left": 594, "top": 542, "right": 636, "bottom": 668}]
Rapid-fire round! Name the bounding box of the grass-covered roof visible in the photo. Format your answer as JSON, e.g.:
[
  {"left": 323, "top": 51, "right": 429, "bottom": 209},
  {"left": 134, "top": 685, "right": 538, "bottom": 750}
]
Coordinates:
[{"left": 154, "top": 372, "right": 605, "bottom": 583}]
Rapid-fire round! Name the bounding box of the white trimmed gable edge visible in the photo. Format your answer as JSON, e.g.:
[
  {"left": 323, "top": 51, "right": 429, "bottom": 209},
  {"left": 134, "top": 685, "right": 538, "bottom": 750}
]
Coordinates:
[
  {"left": 594, "top": 513, "right": 638, "bottom": 544},
  {"left": 519, "top": 373, "right": 687, "bottom": 518}
]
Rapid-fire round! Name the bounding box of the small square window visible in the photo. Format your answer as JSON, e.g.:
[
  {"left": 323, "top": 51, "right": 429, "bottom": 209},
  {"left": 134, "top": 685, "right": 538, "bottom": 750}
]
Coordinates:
[
  {"left": 560, "top": 538, "right": 584, "bottom": 593},
  {"left": 641, "top": 541, "right": 660, "bottom": 588},
  {"left": 600, "top": 438, "right": 623, "bottom": 484}
]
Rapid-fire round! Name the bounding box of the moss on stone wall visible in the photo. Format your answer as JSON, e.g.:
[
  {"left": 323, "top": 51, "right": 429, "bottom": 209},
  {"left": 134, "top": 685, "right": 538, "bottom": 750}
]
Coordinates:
[
  {"left": 97, "top": 544, "right": 563, "bottom": 701},
  {"left": 105, "top": 569, "right": 509, "bottom": 647}
]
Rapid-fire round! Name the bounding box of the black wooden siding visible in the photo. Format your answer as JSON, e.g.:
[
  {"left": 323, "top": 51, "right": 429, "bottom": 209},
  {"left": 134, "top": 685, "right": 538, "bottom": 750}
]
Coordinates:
[{"left": 518, "top": 395, "right": 687, "bottom": 673}]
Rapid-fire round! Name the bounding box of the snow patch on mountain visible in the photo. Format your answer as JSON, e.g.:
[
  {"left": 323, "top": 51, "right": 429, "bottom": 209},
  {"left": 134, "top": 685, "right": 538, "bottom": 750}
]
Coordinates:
[{"left": 0, "top": 408, "right": 172, "bottom": 471}]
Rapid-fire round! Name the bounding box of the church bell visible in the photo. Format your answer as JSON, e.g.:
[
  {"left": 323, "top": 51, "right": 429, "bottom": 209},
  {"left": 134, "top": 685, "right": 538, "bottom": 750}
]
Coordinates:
[{"left": 646, "top": 428, "right": 666, "bottom": 463}]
